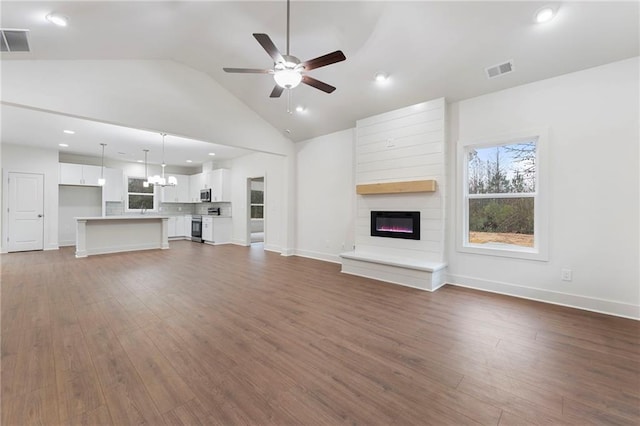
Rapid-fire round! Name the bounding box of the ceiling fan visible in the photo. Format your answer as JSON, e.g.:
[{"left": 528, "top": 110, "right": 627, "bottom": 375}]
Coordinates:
[{"left": 223, "top": 0, "right": 346, "bottom": 99}]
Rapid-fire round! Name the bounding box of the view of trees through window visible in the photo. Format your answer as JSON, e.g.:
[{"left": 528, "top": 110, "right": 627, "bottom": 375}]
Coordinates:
[
  {"left": 466, "top": 140, "right": 536, "bottom": 248},
  {"left": 251, "top": 188, "right": 264, "bottom": 219},
  {"left": 128, "top": 177, "right": 154, "bottom": 210}
]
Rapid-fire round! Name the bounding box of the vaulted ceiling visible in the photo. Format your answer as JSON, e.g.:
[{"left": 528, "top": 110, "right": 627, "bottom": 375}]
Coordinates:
[{"left": 1, "top": 1, "right": 638, "bottom": 164}]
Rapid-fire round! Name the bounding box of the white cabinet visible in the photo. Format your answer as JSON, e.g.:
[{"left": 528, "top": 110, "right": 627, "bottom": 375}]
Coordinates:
[
  {"left": 189, "top": 174, "right": 203, "bottom": 203},
  {"left": 103, "top": 167, "right": 124, "bottom": 202},
  {"left": 167, "top": 216, "right": 178, "bottom": 237},
  {"left": 59, "top": 163, "right": 103, "bottom": 186},
  {"left": 202, "top": 216, "right": 214, "bottom": 242},
  {"left": 168, "top": 216, "right": 187, "bottom": 238},
  {"left": 202, "top": 171, "right": 213, "bottom": 190},
  {"left": 161, "top": 174, "right": 190, "bottom": 203},
  {"left": 209, "top": 169, "right": 231, "bottom": 202},
  {"left": 175, "top": 215, "right": 185, "bottom": 237},
  {"left": 184, "top": 215, "right": 192, "bottom": 238},
  {"left": 212, "top": 217, "right": 232, "bottom": 244},
  {"left": 188, "top": 169, "right": 230, "bottom": 202}
]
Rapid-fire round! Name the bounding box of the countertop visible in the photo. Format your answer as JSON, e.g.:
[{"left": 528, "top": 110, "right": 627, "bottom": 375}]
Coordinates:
[{"left": 76, "top": 215, "right": 170, "bottom": 221}]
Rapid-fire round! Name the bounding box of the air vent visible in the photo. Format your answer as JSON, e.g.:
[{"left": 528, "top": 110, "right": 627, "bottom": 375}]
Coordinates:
[
  {"left": 1, "top": 29, "right": 30, "bottom": 52},
  {"left": 485, "top": 60, "right": 514, "bottom": 79}
]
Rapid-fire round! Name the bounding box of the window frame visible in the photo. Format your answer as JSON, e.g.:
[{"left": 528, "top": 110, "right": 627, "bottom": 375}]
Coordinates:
[
  {"left": 456, "top": 128, "right": 549, "bottom": 261},
  {"left": 125, "top": 176, "right": 156, "bottom": 212},
  {"left": 250, "top": 188, "right": 264, "bottom": 219}
]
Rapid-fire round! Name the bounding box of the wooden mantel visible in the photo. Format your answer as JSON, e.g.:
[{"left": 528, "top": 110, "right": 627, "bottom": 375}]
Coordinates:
[{"left": 356, "top": 179, "right": 437, "bottom": 195}]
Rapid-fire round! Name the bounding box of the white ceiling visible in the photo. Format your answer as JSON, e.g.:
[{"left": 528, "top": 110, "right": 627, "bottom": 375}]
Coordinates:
[
  {"left": 0, "top": 103, "right": 255, "bottom": 165},
  {"left": 1, "top": 1, "right": 638, "bottom": 161}
]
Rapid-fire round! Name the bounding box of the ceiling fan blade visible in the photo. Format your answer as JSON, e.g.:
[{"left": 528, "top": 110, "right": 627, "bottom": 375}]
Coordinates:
[
  {"left": 270, "top": 85, "right": 284, "bottom": 98},
  {"left": 301, "top": 51, "right": 346, "bottom": 71},
  {"left": 253, "top": 33, "right": 284, "bottom": 64},
  {"left": 223, "top": 68, "right": 273, "bottom": 74},
  {"left": 301, "top": 75, "right": 336, "bottom": 94}
]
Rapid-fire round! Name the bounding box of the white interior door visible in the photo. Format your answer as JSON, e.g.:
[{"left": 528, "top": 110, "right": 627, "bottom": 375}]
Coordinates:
[{"left": 8, "top": 172, "right": 44, "bottom": 252}]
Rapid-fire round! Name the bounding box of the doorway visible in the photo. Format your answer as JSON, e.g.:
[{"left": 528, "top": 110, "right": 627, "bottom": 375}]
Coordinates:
[
  {"left": 248, "top": 177, "right": 264, "bottom": 246},
  {"left": 7, "top": 172, "right": 44, "bottom": 252}
]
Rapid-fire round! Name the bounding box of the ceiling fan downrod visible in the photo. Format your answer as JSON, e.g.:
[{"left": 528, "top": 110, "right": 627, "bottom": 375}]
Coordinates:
[{"left": 286, "top": 0, "right": 290, "bottom": 56}]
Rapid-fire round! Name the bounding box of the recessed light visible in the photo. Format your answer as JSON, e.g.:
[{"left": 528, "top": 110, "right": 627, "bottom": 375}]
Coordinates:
[
  {"left": 208, "top": 152, "right": 216, "bottom": 156},
  {"left": 58, "top": 143, "right": 69, "bottom": 147},
  {"left": 295, "top": 105, "right": 306, "bottom": 113},
  {"left": 374, "top": 71, "right": 389, "bottom": 82},
  {"left": 46, "top": 13, "right": 69, "bottom": 27},
  {"left": 186, "top": 160, "right": 193, "bottom": 163},
  {"left": 136, "top": 160, "right": 143, "bottom": 163},
  {"left": 284, "top": 129, "right": 291, "bottom": 134},
  {"left": 63, "top": 129, "right": 75, "bottom": 134},
  {"left": 535, "top": 7, "right": 556, "bottom": 24}
]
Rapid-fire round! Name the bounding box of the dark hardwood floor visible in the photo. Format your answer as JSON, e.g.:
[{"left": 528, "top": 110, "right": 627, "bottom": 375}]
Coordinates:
[{"left": 2, "top": 241, "right": 639, "bottom": 425}]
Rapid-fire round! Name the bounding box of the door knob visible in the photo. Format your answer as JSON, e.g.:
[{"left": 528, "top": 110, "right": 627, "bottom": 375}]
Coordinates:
[{"left": 38, "top": 214, "right": 43, "bottom": 218}]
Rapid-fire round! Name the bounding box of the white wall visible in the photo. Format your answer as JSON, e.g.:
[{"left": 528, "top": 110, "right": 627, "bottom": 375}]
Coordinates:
[
  {"left": 1, "top": 144, "right": 60, "bottom": 252},
  {"left": 295, "top": 129, "right": 355, "bottom": 263},
  {"left": 226, "top": 152, "right": 292, "bottom": 254},
  {"left": 447, "top": 57, "right": 640, "bottom": 319},
  {"left": 2, "top": 60, "right": 293, "bottom": 156}
]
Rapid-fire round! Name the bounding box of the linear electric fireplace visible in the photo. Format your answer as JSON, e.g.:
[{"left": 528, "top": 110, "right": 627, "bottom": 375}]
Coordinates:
[{"left": 370, "top": 211, "right": 420, "bottom": 240}]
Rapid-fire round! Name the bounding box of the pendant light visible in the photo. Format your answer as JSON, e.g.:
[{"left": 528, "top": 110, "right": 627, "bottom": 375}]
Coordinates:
[
  {"left": 143, "top": 149, "right": 150, "bottom": 188},
  {"left": 148, "top": 133, "right": 177, "bottom": 187},
  {"left": 98, "top": 143, "right": 106, "bottom": 186}
]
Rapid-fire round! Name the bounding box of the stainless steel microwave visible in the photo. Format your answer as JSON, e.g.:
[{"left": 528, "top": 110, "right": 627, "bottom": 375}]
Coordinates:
[{"left": 200, "top": 188, "right": 211, "bottom": 202}]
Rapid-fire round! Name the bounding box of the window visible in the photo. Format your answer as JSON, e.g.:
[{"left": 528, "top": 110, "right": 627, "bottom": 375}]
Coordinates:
[
  {"left": 458, "top": 129, "right": 548, "bottom": 260},
  {"left": 127, "top": 177, "right": 155, "bottom": 211},
  {"left": 250, "top": 188, "right": 264, "bottom": 219}
]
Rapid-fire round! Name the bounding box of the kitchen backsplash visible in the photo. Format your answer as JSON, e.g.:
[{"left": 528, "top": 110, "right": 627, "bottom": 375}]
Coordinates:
[
  {"left": 195, "top": 202, "right": 232, "bottom": 216},
  {"left": 105, "top": 202, "right": 230, "bottom": 216},
  {"left": 158, "top": 203, "right": 196, "bottom": 215},
  {"left": 105, "top": 202, "right": 125, "bottom": 216}
]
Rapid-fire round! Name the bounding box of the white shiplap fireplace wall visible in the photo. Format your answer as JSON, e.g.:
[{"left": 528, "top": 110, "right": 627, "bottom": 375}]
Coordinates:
[{"left": 340, "top": 98, "right": 448, "bottom": 291}]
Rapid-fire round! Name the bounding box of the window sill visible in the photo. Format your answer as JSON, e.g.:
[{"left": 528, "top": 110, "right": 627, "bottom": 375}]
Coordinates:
[{"left": 458, "top": 243, "right": 548, "bottom": 262}]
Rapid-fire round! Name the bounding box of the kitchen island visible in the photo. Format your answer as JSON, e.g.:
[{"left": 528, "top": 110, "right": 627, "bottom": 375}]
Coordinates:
[{"left": 75, "top": 216, "right": 169, "bottom": 258}]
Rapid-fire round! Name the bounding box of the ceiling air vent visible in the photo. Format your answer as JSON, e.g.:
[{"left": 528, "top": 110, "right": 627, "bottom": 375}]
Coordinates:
[
  {"left": 1, "top": 29, "right": 30, "bottom": 52},
  {"left": 485, "top": 60, "right": 514, "bottom": 79}
]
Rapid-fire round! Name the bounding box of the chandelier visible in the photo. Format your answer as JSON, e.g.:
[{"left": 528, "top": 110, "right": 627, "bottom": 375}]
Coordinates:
[{"left": 146, "top": 133, "right": 177, "bottom": 187}]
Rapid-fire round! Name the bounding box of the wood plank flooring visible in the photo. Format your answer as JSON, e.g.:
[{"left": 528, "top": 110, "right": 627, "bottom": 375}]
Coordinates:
[{"left": 2, "top": 241, "right": 639, "bottom": 425}]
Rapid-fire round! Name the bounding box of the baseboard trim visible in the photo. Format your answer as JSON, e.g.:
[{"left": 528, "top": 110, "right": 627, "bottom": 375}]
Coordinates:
[
  {"left": 294, "top": 249, "right": 341, "bottom": 264},
  {"left": 280, "top": 248, "right": 295, "bottom": 257},
  {"left": 445, "top": 273, "right": 640, "bottom": 320}
]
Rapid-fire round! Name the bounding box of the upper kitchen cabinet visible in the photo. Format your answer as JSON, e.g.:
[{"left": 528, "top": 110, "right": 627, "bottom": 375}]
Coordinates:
[
  {"left": 189, "top": 173, "right": 204, "bottom": 202},
  {"left": 59, "top": 163, "right": 102, "bottom": 186},
  {"left": 103, "top": 167, "right": 124, "bottom": 202},
  {"left": 207, "top": 169, "right": 231, "bottom": 202},
  {"left": 161, "top": 174, "right": 190, "bottom": 203}
]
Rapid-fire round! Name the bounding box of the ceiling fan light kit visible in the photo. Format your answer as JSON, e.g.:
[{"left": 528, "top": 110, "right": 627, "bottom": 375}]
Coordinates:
[
  {"left": 223, "top": 0, "right": 346, "bottom": 103},
  {"left": 274, "top": 68, "right": 302, "bottom": 89}
]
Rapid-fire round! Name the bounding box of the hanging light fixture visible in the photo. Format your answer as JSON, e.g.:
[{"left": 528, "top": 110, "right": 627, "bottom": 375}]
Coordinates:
[
  {"left": 148, "top": 133, "right": 177, "bottom": 187},
  {"left": 98, "top": 143, "right": 106, "bottom": 186},
  {"left": 142, "top": 149, "right": 151, "bottom": 187}
]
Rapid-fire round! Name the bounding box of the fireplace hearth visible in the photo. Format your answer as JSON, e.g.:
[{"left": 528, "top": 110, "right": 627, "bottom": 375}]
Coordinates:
[{"left": 370, "top": 211, "right": 420, "bottom": 240}]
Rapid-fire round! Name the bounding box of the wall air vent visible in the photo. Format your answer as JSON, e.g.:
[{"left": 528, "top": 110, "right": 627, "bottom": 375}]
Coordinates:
[
  {"left": 485, "top": 60, "right": 514, "bottom": 79},
  {"left": 1, "top": 29, "right": 30, "bottom": 52}
]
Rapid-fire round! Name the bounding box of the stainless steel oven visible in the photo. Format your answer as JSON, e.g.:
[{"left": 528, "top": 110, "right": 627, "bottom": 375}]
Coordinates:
[{"left": 191, "top": 215, "right": 203, "bottom": 242}]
